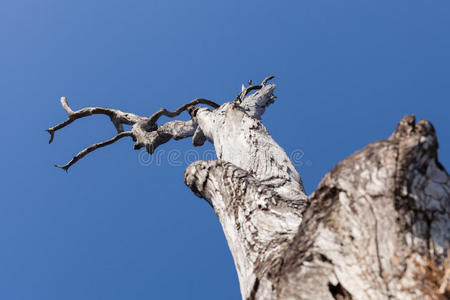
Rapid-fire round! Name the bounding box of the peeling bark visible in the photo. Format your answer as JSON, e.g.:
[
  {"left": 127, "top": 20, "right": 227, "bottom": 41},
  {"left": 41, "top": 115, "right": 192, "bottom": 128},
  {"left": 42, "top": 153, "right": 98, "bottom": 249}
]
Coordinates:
[{"left": 48, "top": 78, "right": 449, "bottom": 299}]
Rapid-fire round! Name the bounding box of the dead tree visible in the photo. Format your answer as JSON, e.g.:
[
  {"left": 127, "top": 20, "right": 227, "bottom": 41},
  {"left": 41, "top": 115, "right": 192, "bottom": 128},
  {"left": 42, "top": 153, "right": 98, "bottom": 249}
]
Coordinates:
[{"left": 47, "top": 77, "right": 450, "bottom": 300}]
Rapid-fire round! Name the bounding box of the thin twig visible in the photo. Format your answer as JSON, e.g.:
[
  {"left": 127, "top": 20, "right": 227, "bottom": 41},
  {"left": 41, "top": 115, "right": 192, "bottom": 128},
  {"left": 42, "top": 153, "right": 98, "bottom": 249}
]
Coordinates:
[
  {"left": 262, "top": 75, "right": 275, "bottom": 87},
  {"left": 54, "top": 131, "right": 133, "bottom": 171},
  {"left": 146, "top": 98, "right": 220, "bottom": 127}
]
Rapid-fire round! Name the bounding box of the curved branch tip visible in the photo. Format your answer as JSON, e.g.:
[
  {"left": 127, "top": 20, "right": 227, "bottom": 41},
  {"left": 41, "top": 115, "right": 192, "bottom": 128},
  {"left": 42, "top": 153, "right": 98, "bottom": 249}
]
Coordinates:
[
  {"left": 46, "top": 129, "right": 55, "bottom": 144},
  {"left": 60, "top": 96, "right": 74, "bottom": 115},
  {"left": 54, "top": 164, "right": 69, "bottom": 172},
  {"left": 262, "top": 75, "right": 275, "bottom": 86}
]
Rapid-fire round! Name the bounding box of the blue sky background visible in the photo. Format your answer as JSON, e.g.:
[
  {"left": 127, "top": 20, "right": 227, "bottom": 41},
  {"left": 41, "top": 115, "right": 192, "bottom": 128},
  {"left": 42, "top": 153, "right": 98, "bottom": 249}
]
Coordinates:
[{"left": 1, "top": 1, "right": 449, "bottom": 299}]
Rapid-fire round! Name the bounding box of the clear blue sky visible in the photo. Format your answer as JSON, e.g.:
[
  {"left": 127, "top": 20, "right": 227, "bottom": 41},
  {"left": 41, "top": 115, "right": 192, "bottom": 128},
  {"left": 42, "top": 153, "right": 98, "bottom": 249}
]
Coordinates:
[{"left": 1, "top": 1, "right": 449, "bottom": 299}]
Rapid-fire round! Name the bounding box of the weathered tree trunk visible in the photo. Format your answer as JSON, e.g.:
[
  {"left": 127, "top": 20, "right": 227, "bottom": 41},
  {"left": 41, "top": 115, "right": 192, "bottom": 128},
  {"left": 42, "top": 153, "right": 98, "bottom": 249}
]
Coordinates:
[{"left": 48, "top": 78, "right": 449, "bottom": 300}]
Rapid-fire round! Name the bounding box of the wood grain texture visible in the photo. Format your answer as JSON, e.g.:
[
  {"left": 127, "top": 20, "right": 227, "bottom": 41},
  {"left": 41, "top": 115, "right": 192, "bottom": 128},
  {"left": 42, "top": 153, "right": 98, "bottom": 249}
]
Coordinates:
[{"left": 49, "top": 79, "right": 449, "bottom": 299}]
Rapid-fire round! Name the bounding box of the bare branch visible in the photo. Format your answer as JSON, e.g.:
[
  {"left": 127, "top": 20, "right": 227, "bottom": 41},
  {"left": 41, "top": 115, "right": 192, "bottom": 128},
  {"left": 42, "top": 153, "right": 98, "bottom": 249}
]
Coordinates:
[
  {"left": 48, "top": 82, "right": 267, "bottom": 170},
  {"left": 54, "top": 131, "right": 133, "bottom": 171},
  {"left": 48, "top": 96, "right": 220, "bottom": 169},
  {"left": 132, "top": 120, "right": 198, "bottom": 154},
  {"left": 146, "top": 98, "right": 219, "bottom": 128},
  {"left": 47, "top": 97, "right": 144, "bottom": 144},
  {"left": 235, "top": 75, "right": 275, "bottom": 103}
]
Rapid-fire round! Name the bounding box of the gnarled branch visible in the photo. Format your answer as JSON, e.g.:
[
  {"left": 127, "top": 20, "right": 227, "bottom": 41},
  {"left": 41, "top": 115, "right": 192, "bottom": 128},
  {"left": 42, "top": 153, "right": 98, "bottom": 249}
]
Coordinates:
[
  {"left": 47, "top": 77, "right": 276, "bottom": 171},
  {"left": 47, "top": 96, "right": 220, "bottom": 171},
  {"left": 146, "top": 98, "right": 220, "bottom": 128}
]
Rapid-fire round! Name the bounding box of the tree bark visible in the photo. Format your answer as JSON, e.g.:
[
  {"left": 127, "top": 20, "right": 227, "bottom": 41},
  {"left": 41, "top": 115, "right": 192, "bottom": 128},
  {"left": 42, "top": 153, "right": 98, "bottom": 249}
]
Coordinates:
[{"left": 48, "top": 79, "right": 449, "bottom": 300}]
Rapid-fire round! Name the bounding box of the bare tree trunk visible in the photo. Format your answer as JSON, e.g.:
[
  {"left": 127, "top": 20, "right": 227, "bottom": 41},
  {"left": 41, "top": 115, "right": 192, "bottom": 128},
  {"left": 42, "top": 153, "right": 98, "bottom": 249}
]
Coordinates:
[{"left": 48, "top": 78, "right": 449, "bottom": 300}]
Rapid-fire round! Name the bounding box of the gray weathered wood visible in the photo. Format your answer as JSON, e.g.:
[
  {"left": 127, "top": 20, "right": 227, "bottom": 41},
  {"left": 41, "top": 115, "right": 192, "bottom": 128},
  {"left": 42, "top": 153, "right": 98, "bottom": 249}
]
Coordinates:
[{"left": 48, "top": 78, "right": 449, "bottom": 299}]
